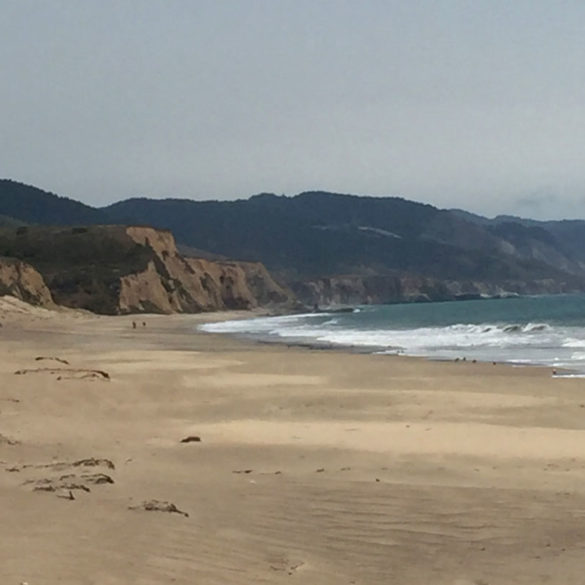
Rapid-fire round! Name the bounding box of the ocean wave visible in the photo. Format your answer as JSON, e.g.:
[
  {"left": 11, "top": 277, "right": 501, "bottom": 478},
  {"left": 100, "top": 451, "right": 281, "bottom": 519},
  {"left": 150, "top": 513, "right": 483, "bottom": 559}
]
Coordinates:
[
  {"left": 202, "top": 319, "right": 565, "bottom": 350},
  {"left": 198, "top": 305, "right": 585, "bottom": 372},
  {"left": 200, "top": 312, "right": 326, "bottom": 334},
  {"left": 562, "top": 338, "right": 585, "bottom": 348}
]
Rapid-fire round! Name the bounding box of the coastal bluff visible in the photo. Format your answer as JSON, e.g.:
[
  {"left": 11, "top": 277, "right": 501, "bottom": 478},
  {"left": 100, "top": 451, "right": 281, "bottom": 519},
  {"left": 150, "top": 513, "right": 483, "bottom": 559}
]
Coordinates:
[
  {"left": 4, "top": 180, "right": 585, "bottom": 308},
  {"left": 0, "top": 257, "right": 54, "bottom": 307},
  {"left": 0, "top": 225, "right": 293, "bottom": 315},
  {"left": 290, "top": 273, "right": 570, "bottom": 306}
]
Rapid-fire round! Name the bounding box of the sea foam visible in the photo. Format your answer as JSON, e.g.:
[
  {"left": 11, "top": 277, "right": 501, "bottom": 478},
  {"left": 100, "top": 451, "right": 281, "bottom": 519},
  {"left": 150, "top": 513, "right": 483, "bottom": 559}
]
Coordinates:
[{"left": 199, "top": 296, "right": 585, "bottom": 373}]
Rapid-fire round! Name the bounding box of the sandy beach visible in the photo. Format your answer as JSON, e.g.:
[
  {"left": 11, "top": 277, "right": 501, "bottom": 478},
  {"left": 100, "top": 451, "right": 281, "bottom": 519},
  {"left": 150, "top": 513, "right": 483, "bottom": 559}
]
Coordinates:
[{"left": 2, "top": 298, "right": 585, "bottom": 584}]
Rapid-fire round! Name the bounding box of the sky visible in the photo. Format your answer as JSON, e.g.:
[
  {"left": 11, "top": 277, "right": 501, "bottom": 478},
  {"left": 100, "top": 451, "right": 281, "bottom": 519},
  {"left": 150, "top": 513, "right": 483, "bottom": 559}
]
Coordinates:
[{"left": 2, "top": 0, "right": 585, "bottom": 219}]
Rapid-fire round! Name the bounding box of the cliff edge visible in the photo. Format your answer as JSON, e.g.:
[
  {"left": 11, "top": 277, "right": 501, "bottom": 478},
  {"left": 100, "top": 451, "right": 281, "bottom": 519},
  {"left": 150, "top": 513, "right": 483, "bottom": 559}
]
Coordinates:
[
  {"left": 290, "top": 273, "right": 573, "bottom": 307},
  {"left": 0, "top": 225, "right": 293, "bottom": 315},
  {"left": 0, "top": 257, "right": 54, "bottom": 307},
  {"left": 121, "top": 226, "right": 293, "bottom": 313}
]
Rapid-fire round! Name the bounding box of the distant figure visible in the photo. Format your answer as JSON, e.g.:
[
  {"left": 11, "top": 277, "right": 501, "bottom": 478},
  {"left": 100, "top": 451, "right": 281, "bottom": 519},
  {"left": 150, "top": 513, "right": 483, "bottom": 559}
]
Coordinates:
[
  {"left": 132, "top": 321, "right": 136, "bottom": 329},
  {"left": 142, "top": 321, "right": 146, "bottom": 327}
]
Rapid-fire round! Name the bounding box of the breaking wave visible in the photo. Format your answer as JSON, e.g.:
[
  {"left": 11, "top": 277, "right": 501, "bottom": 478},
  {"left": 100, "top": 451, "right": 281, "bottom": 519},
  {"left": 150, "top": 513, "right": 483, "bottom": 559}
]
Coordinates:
[{"left": 200, "top": 295, "right": 585, "bottom": 373}]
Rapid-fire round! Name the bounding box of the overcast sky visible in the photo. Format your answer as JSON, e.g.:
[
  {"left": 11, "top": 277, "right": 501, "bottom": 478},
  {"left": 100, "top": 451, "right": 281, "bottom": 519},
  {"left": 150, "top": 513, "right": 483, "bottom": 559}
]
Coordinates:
[{"left": 2, "top": 1, "right": 585, "bottom": 219}]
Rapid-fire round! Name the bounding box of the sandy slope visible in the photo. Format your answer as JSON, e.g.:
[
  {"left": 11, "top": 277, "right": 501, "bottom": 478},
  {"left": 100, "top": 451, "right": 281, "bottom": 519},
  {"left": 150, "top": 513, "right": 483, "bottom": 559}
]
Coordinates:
[{"left": 2, "top": 297, "right": 585, "bottom": 584}]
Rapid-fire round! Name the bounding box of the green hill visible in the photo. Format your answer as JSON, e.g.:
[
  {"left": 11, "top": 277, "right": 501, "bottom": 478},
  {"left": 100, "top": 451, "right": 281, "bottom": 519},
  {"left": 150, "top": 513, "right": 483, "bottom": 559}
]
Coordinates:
[
  {"left": 102, "top": 192, "right": 583, "bottom": 285},
  {"left": 3, "top": 178, "right": 585, "bottom": 300},
  {"left": 0, "top": 179, "right": 106, "bottom": 226},
  {"left": 0, "top": 213, "right": 27, "bottom": 227},
  {"left": 0, "top": 225, "right": 151, "bottom": 313}
]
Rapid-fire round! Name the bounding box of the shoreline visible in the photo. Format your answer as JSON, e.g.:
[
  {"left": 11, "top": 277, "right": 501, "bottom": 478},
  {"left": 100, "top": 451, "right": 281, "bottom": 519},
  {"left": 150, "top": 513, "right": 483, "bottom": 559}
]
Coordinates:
[
  {"left": 3, "top": 302, "right": 585, "bottom": 584},
  {"left": 197, "top": 312, "right": 568, "bottom": 377}
]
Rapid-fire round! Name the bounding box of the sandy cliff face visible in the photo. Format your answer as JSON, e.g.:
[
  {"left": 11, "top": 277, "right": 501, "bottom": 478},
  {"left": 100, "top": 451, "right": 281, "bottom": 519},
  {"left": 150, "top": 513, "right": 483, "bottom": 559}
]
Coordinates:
[
  {"left": 291, "top": 273, "right": 577, "bottom": 307},
  {"left": 290, "top": 274, "right": 448, "bottom": 306},
  {"left": 185, "top": 258, "right": 295, "bottom": 310},
  {"left": 0, "top": 257, "right": 54, "bottom": 307},
  {"left": 184, "top": 258, "right": 255, "bottom": 311},
  {"left": 119, "top": 260, "right": 178, "bottom": 314},
  {"left": 0, "top": 225, "right": 292, "bottom": 315},
  {"left": 119, "top": 227, "right": 292, "bottom": 314},
  {"left": 234, "top": 261, "right": 295, "bottom": 306}
]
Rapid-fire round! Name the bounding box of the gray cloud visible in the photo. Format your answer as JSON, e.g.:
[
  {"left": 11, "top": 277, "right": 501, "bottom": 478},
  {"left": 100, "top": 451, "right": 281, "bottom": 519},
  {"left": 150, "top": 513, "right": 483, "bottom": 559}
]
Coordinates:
[{"left": 3, "top": 0, "right": 585, "bottom": 219}]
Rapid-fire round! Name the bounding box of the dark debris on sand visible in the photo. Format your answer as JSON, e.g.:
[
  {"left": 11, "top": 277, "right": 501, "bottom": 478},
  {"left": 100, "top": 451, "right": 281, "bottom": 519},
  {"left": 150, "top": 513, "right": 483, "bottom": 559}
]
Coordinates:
[
  {"left": 180, "top": 435, "right": 202, "bottom": 443},
  {"left": 35, "top": 356, "right": 70, "bottom": 365},
  {"left": 11, "top": 457, "right": 116, "bottom": 499},
  {"left": 129, "top": 499, "right": 189, "bottom": 517},
  {"left": 14, "top": 367, "right": 110, "bottom": 381}
]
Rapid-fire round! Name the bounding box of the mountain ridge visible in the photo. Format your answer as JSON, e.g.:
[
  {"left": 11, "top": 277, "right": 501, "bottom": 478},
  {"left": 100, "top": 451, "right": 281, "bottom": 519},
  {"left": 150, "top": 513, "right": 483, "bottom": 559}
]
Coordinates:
[{"left": 4, "top": 178, "right": 585, "bottom": 306}]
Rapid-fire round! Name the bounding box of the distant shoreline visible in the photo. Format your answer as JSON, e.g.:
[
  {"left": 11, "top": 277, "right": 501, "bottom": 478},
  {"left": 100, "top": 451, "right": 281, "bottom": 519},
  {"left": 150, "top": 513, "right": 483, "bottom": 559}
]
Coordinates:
[{"left": 197, "top": 312, "right": 564, "bottom": 377}]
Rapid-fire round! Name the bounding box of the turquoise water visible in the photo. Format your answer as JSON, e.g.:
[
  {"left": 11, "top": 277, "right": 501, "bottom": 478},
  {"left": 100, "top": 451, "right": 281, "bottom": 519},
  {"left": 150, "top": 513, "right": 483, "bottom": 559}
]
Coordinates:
[{"left": 201, "top": 295, "right": 585, "bottom": 374}]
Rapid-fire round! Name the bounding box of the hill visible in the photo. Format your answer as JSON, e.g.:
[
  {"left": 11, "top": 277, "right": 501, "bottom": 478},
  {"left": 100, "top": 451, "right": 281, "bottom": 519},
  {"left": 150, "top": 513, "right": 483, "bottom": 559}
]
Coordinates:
[
  {"left": 4, "top": 179, "right": 585, "bottom": 305},
  {"left": 0, "top": 179, "right": 106, "bottom": 226},
  {"left": 451, "top": 209, "right": 585, "bottom": 267},
  {"left": 0, "top": 213, "right": 27, "bottom": 228},
  {"left": 0, "top": 225, "right": 293, "bottom": 314},
  {"left": 102, "top": 192, "right": 585, "bottom": 284}
]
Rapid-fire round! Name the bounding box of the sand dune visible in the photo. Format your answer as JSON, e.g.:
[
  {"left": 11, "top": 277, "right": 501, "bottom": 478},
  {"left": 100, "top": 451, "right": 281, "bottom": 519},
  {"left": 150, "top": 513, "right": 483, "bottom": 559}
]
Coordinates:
[{"left": 2, "top": 296, "right": 585, "bottom": 584}]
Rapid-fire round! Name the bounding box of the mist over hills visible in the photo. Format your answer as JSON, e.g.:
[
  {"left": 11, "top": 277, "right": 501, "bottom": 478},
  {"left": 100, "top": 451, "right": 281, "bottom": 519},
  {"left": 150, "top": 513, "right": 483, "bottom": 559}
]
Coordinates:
[{"left": 3, "top": 178, "right": 585, "bottom": 305}]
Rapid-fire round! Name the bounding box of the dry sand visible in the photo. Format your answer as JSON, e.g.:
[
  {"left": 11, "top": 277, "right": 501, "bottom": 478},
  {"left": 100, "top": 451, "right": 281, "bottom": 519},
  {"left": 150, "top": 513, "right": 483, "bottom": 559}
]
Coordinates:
[{"left": 2, "top": 296, "right": 585, "bottom": 584}]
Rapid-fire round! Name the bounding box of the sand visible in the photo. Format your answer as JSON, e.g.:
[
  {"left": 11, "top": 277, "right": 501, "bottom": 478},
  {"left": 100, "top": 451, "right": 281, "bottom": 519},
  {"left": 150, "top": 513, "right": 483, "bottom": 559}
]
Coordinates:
[{"left": 2, "top": 297, "right": 585, "bottom": 584}]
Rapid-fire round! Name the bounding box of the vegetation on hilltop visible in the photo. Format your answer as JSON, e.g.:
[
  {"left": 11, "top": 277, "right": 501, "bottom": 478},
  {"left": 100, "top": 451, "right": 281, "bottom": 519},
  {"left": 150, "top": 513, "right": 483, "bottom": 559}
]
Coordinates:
[
  {"left": 102, "top": 192, "right": 585, "bottom": 286},
  {"left": 0, "top": 179, "right": 105, "bottom": 226},
  {"left": 0, "top": 213, "right": 27, "bottom": 227},
  {"left": 0, "top": 225, "right": 152, "bottom": 313},
  {"left": 3, "top": 179, "right": 585, "bottom": 299}
]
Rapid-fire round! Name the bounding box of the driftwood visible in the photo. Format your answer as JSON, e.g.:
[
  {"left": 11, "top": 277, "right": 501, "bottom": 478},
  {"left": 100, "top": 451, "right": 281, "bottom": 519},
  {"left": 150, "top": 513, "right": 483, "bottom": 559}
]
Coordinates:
[
  {"left": 180, "top": 435, "right": 201, "bottom": 443},
  {"left": 6, "top": 457, "right": 115, "bottom": 473},
  {"left": 129, "top": 499, "right": 189, "bottom": 517},
  {"left": 35, "top": 356, "right": 70, "bottom": 365},
  {"left": 14, "top": 367, "right": 110, "bottom": 380},
  {"left": 18, "top": 458, "right": 116, "bottom": 498},
  {"left": 72, "top": 458, "right": 116, "bottom": 470},
  {"left": 80, "top": 473, "right": 114, "bottom": 485},
  {"left": 23, "top": 478, "right": 91, "bottom": 493},
  {"left": 57, "top": 490, "right": 76, "bottom": 501}
]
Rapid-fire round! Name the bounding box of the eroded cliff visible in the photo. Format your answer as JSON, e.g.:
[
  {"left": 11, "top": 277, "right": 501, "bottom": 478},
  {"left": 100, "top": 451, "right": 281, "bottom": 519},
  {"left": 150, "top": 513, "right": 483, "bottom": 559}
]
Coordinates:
[
  {"left": 290, "top": 273, "right": 577, "bottom": 307},
  {"left": 120, "top": 226, "right": 293, "bottom": 313},
  {"left": 0, "top": 225, "right": 291, "bottom": 314},
  {"left": 0, "top": 257, "right": 54, "bottom": 307}
]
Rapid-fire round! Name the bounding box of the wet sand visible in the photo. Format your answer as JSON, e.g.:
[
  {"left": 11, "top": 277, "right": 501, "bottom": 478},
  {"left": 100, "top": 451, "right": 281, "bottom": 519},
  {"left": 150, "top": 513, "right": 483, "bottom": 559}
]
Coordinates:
[{"left": 2, "top": 298, "right": 585, "bottom": 584}]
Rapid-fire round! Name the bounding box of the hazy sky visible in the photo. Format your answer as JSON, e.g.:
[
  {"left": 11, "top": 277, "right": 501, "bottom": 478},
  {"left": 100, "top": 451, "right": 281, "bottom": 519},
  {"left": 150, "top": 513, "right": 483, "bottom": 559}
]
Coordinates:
[{"left": 3, "top": 0, "right": 585, "bottom": 219}]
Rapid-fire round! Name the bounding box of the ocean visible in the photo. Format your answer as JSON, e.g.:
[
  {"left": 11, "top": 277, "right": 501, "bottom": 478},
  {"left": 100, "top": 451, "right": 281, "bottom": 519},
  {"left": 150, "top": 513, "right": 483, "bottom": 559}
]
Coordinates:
[{"left": 200, "top": 294, "right": 585, "bottom": 376}]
